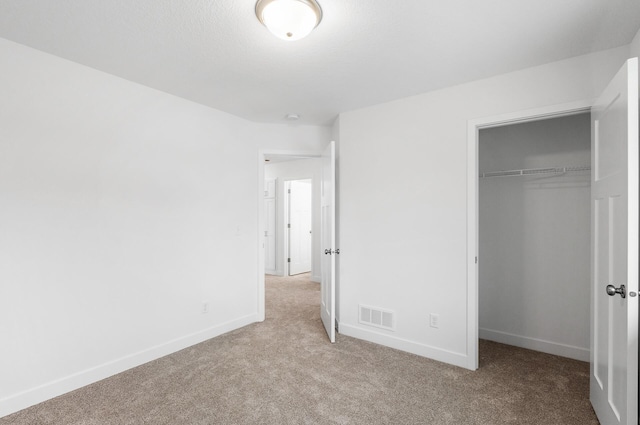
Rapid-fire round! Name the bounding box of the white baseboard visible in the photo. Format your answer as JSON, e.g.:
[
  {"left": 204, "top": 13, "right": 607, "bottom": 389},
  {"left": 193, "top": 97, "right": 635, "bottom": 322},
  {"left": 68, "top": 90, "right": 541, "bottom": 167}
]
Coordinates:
[
  {"left": 311, "top": 275, "right": 321, "bottom": 283},
  {"left": 339, "top": 323, "right": 472, "bottom": 370},
  {"left": 479, "top": 328, "right": 589, "bottom": 362},
  {"left": 0, "top": 314, "right": 258, "bottom": 419}
]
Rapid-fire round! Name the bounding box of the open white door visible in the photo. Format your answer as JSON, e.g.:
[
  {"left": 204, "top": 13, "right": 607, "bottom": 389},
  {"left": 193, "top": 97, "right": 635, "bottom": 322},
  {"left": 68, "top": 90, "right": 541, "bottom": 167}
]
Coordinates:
[
  {"left": 264, "top": 178, "right": 276, "bottom": 273},
  {"left": 321, "top": 141, "right": 336, "bottom": 343},
  {"left": 590, "top": 57, "right": 639, "bottom": 425},
  {"left": 288, "top": 180, "right": 312, "bottom": 275}
]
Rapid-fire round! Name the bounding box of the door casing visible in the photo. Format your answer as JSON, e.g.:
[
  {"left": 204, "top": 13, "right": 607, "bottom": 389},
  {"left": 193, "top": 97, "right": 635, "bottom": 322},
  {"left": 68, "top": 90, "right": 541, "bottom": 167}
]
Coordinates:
[{"left": 466, "top": 99, "right": 594, "bottom": 370}]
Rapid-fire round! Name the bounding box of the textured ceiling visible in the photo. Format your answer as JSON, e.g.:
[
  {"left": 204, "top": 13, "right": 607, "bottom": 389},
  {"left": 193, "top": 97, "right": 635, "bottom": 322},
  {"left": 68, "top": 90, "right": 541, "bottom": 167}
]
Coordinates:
[{"left": 0, "top": 0, "right": 639, "bottom": 126}]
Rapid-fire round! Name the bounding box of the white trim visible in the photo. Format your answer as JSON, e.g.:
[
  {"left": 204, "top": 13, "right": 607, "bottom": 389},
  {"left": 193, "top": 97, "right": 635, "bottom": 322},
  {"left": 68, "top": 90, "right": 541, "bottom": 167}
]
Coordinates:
[
  {"left": 0, "top": 314, "right": 258, "bottom": 419},
  {"left": 466, "top": 99, "right": 594, "bottom": 371},
  {"left": 311, "top": 274, "right": 321, "bottom": 283},
  {"left": 257, "top": 152, "right": 266, "bottom": 321},
  {"left": 469, "top": 100, "right": 594, "bottom": 130},
  {"left": 479, "top": 328, "right": 590, "bottom": 362},
  {"left": 466, "top": 118, "right": 479, "bottom": 371},
  {"left": 340, "top": 324, "right": 469, "bottom": 368}
]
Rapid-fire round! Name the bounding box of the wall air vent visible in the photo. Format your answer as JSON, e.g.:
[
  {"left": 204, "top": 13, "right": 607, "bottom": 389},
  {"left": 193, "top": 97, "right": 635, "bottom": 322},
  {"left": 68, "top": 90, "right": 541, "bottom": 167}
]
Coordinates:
[{"left": 359, "top": 304, "right": 395, "bottom": 331}]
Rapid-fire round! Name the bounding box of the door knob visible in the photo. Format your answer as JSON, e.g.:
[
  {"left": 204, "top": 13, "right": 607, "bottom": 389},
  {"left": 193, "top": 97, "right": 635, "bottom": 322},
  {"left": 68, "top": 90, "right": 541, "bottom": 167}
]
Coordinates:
[
  {"left": 606, "top": 284, "right": 626, "bottom": 299},
  {"left": 324, "top": 249, "right": 331, "bottom": 255}
]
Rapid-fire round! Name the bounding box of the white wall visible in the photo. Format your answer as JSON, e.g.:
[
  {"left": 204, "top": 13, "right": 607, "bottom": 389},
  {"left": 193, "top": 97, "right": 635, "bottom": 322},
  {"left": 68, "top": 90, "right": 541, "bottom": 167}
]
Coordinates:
[
  {"left": 337, "top": 45, "right": 630, "bottom": 368},
  {"left": 630, "top": 27, "right": 640, "bottom": 60},
  {"left": 0, "top": 38, "right": 330, "bottom": 418},
  {"left": 264, "top": 158, "right": 322, "bottom": 281},
  {"left": 478, "top": 113, "right": 591, "bottom": 361},
  {"left": 247, "top": 122, "right": 331, "bottom": 153}
]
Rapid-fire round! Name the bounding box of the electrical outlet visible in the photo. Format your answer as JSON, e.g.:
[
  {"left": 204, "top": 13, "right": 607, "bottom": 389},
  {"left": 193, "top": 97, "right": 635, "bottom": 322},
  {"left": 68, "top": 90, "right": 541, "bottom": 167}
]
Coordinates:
[
  {"left": 429, "top": 313, "right": 439, "bottom": 329},
  {"left": 202, "top": 301, "right": 209, "bottom": 314}
]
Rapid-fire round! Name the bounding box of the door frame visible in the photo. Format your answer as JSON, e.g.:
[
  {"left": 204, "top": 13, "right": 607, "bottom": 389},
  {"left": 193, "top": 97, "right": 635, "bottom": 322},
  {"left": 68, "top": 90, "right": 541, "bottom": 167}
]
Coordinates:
[
  {"left": 257, "top": 149, "right": 322, "bottom": 321},
  {"left": 466, "top": 99, "right": 593, "bottom": 370}
]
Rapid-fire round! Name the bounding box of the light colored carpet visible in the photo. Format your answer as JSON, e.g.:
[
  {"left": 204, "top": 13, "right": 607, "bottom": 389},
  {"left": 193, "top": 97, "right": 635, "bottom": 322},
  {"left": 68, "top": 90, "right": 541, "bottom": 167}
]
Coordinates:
[{"left": 1, "top": 273, "right": 598, "bottom": 424}]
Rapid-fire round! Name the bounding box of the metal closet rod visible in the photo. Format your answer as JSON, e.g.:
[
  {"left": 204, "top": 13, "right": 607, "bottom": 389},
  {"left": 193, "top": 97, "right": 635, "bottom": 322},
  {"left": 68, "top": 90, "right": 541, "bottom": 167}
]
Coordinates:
[{"left": 479, "top": 165, "right": 591, "bottom": 178}]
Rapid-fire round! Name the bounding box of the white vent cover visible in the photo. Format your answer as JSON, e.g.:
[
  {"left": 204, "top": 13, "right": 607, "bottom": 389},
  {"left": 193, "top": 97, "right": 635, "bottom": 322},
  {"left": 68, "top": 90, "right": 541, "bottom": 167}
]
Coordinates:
[{"left": 359, "top": 304, "right": 395, "bottom": 331}]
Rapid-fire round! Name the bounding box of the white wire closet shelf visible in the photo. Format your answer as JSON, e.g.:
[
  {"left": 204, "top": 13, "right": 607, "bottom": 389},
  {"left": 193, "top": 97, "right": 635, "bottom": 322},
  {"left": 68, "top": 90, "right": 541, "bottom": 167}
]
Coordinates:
[{"left": 479, "top": 165, "right": 591, "bottom": 178}]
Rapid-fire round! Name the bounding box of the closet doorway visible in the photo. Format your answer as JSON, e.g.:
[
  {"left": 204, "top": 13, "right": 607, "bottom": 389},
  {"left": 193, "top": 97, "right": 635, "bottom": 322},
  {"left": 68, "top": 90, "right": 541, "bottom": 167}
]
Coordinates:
[{"left": 477, "top": 112, "right": 591, "bottom": 362}]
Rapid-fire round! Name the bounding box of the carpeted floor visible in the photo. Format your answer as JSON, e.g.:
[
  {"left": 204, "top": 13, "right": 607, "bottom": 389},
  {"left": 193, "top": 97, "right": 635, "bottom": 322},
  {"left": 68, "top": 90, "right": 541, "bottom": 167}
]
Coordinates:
[{"left": 1, "top": 273, "right": 598, "bottom": 424}]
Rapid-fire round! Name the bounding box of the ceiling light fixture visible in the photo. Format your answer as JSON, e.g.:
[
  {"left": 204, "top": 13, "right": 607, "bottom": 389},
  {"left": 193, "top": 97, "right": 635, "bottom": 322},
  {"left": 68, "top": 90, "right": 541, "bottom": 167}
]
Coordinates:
[{"left": 255, "top": 0, "right": 322, "bottom": 41}]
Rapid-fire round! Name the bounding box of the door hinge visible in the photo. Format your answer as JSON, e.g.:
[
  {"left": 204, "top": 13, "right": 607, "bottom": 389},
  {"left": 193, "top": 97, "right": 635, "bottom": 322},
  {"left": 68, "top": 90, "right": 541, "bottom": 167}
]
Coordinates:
[
  {"left": 288, "top": 189, "right": 291, "bottom": 194},
  {"left": 287, "top": 223, "right": 291, "bottom": 228},
  {"left": 287, "top": 258, "right": 291, "bottom": 263},
  {"left": 475, "top": 256, "right": 478, "bottom": 264}
]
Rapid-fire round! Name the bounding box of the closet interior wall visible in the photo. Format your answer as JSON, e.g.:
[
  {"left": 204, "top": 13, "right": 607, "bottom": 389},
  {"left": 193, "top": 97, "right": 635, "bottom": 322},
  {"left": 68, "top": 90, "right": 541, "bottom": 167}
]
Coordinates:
[{"left": 478, "top": 113, "right": 591, "bottom": 361}]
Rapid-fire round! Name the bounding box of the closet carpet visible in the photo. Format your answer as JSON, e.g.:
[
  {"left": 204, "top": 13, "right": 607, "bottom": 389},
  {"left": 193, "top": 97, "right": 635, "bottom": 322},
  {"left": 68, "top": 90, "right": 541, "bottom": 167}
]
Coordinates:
[{"left": 2, "top": 273, "right": 598, "bottom": 425}]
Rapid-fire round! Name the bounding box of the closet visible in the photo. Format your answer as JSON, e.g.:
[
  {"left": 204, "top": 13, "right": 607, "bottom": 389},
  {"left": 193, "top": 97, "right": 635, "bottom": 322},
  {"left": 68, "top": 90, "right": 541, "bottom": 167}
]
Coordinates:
[{"left": 478, "top": 112, "right": 591, "bottom": 361}]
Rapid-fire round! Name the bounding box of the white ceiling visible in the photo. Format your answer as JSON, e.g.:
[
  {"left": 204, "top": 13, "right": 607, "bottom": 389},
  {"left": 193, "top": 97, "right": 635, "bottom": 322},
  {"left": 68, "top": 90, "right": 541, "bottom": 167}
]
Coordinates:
[{"left": 1, "top": 1, "right": 639, "bottom": 126}]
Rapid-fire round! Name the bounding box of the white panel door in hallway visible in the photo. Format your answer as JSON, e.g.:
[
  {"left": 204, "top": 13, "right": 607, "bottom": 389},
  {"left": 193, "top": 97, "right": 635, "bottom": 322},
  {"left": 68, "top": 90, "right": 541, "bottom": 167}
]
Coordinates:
[
  {"left": 590, "top": 57, "right": 638, "bottom": 425},
  {"left": 288, "top": 179, "right": 312, "bottom": 275}
]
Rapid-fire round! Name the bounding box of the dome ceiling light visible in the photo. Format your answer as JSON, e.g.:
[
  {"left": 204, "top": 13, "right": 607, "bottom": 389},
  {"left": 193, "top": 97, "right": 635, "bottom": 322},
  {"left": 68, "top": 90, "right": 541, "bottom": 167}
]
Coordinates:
[{"left": 255, "top": 0, "right": 322, "bottom": 41}]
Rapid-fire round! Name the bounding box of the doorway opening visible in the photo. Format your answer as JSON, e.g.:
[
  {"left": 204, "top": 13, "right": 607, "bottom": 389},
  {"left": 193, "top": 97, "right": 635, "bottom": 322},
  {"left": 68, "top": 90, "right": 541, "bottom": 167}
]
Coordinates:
[
  {"left": 466, "top": 100, "right": 593, "bottom": 370},
  {"left": 258, "top": 143, "right": 336, "bottom": 343},
  {"left": 262, "top": 157, "right": 321, "bottom": 280},
  {"left": 469, "top": 59, "right": 639, "bottom": 424},
  {"left": 478, "top": 112, "right": 591, "bottom": 362},
  {"left": 257, "top": 150, "right": 322, "bottom": 322}
]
